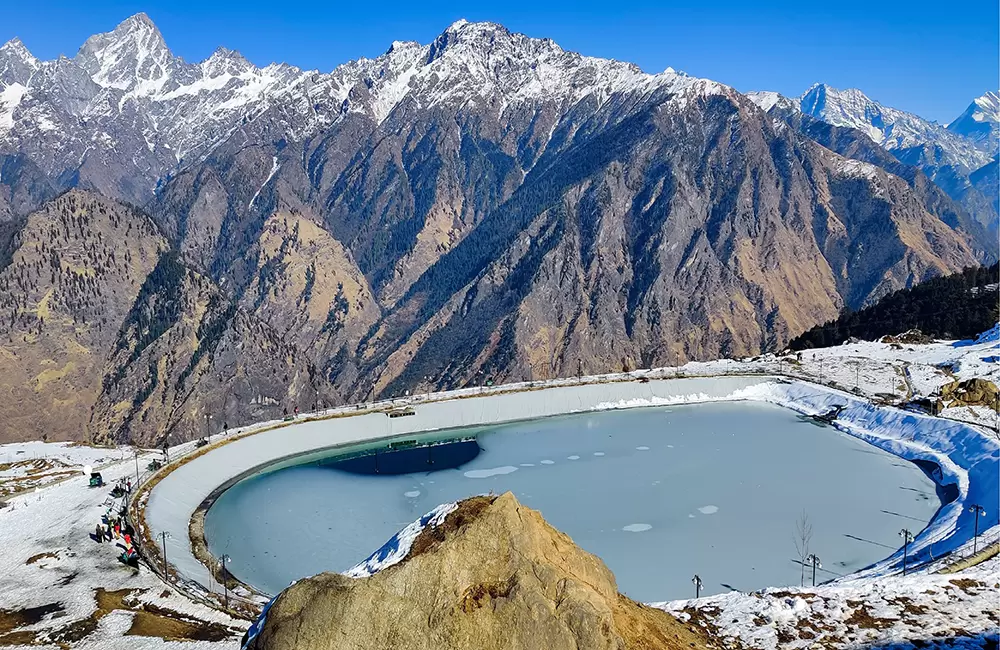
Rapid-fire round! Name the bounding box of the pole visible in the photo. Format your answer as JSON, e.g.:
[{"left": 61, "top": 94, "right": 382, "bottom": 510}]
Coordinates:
[
  {"left": 161, "top": 531, "right": 169, "bottom": 580},
  {"left": 221, "top": 554, "right": 230, "bottom": 610},
  {"left": 134, "top": 450, "right": 140, "bottom": 485},
  {"left": 692, "top": 574, "right": 702, "bottom": 598},
  {"left": 899, "top": 529, "right": 912, "bottom": 575},
  {"left": 969, "top": 504, "right": 985, "bottom": 555}
]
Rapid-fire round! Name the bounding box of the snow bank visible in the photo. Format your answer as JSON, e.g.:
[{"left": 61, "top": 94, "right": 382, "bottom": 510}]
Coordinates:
[
  {"left": 974, "top": 322, "right": 999, "bottom": 345},
  {"left": 343, "top": 501, "right": 458, "bottom": 578},
  {"left": 735, "top": 381, "right": 998, "bottom": 578}
]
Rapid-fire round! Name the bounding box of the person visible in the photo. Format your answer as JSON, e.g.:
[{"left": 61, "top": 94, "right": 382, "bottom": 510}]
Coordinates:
[
  {"left": 126, "top": 478, "right": 132, "bottom": 493},
  {"left": 95, "top": 524, "right": 104, "bottom": 543}
]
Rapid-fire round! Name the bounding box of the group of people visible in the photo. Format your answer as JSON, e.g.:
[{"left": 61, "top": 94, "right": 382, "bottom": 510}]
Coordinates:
[{"left": 93, "top": 479, "right": 140, "bottom": 568}]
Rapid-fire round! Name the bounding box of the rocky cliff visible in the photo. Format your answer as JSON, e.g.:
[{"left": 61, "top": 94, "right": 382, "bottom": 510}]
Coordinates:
[{"left": 246, "top": 493, "right": 710, "bottom": 650}]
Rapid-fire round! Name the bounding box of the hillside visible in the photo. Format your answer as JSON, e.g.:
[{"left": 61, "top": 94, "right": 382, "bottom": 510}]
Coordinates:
[
  {"left": 0, "top": 15, "right": 996, "bottom": 443},
  {"left": 788, "top": 263, "right": 999, "bottom": 350}
]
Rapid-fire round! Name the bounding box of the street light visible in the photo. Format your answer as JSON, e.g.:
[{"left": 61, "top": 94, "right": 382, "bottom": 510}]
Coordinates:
[
  {"left": 691, "top": 574, "right": 702, "bottom": 598},
  {"left": 969, "top": 504, "right": 987, "bottom": 555},
  {"left": 160, "top": 531, "right": 171, "bottom": 581},
  {"left": 220, "top": 554, "right": 231, "bottom": 610},
  {"left": 899, "top": 529, "right": 914, "bottom": 575},
  {"left": 805, "top": 554, "right": 822, "bottom": 586},
  {"left": 133, "top": 448, "right": 140, "bottom": 485}
]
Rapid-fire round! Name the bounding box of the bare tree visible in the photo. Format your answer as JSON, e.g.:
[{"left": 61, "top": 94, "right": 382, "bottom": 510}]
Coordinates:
[{"left": 794, "top": 510, "right": 813, "bottom": 587}]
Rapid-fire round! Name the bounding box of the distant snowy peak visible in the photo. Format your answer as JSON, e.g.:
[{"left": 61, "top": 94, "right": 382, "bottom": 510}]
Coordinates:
[
  {"left": 746, "top": 91, "right": 797, "bottom": 113},
  {"left": 947, "top": 90, "right": 999, "bottom": 147},
  {"left": 0, "top": 38, "right": 41, "bottom": 86},
  {"left": 75, "top": 12, "right": 181, "bottom": 92},
  {"left": 798, "top": 83, "right": 993, "bottom": 173}
]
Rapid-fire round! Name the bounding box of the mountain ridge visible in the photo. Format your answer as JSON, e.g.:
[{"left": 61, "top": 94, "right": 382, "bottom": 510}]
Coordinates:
[{"left": 0, "top": 15, "right": 995, "bottom": 444}]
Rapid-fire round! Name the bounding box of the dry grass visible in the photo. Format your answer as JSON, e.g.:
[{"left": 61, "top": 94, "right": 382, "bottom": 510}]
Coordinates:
[{"left": 408, "top": 495, "right": 496, "bottom": 560}]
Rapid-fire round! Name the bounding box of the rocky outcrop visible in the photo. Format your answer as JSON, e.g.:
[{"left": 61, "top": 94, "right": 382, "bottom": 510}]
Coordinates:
[
  {"left": 940, "top": 378, "right": 1000, "bottom": 412},
  {"left": 247, "top": 493, "right": 710, "bottom": 650}
]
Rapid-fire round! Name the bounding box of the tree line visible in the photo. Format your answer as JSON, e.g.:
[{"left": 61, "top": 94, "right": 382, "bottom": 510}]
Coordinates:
[{"left": 788, "top": 264, "right": 999, "bottom": 350}]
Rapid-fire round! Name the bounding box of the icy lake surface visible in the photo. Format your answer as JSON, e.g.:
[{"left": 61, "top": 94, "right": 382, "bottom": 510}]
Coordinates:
[{"left": 204, "top": 402, "right": 940, "bottom": 601}]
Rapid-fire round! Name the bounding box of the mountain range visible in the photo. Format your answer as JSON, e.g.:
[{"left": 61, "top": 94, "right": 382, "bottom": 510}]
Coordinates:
[{"left": 0, "top": 14, "right": 996, "bottom": 444}]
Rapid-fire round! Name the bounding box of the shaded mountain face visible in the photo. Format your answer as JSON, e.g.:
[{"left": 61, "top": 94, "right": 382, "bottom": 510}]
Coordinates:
[{"left": 0, "top": 16, "right": 994, "bottom": 443}]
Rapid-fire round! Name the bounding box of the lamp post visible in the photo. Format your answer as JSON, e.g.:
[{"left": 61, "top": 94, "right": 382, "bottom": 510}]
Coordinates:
[
  {"left": 806, "top": 554, "right": 821, "bottom": 586},
  {"left": 899, "top": 529, "right": 914, "bottom": 575},
  {"left": 133, "top": 449, "right": 140, "bottom": 485},
  {"left": 220, "top": 554, "right": 231, "bottom": 610},
  {"left": 160, "top": 531, "right": 171, "bottom": 581},
  {"left": 691, "top": 574, "right": 702, "bottom": 599},
  {"left": 969, "top": 504, "right": 987, "bottom": 555}
]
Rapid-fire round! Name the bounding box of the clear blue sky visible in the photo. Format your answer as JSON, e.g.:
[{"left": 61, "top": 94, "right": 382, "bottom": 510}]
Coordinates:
[{"left": 3, "top": 0, "right": 997, "bottom": 124}]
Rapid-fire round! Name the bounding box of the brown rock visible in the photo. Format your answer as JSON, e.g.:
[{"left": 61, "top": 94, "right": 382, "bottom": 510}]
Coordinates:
[{"left": 248, "top": 493, "right": 710, "bottom": 650}]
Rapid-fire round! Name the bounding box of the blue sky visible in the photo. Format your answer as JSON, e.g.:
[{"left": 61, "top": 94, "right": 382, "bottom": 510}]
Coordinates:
[{"left": 3, "top": 0, "right": 997, "bottom": 124}]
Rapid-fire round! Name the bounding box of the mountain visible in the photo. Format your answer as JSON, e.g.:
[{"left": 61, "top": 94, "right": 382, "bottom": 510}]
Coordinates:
[
  {"left": 749, "top": 86, "right": 1000, "bottom": 235},
  {"left": 0, "top": 16, "right": 993, "bottom": 444},
  {"left": 948, "top": 91, "right": 1000, "bottom": 149},
  {"left": 797, "top": 84, "right": 994, "bottom": 174}
]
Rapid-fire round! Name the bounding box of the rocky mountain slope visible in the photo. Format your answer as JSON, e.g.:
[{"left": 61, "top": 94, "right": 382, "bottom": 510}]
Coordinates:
[
  {"left": 247, "top": 493, "right": 711, "bottom": 650},
  {"left": 0, "top": 190, "right": 332, "bottom": 444},
  {"left": 0, "top": 15, "right": 995, "bottom": 444}
]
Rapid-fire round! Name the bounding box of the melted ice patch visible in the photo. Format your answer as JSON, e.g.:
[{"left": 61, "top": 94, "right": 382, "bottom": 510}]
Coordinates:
[
  {"left": 404, "top": 490, "right": 420, "bottom": 498},
  {"left": 540, "top": 460, "right": 555, "bottom": 465},
  {"left": 567, "top": 455, "right": 580, "bottom": 460},
  {"left": 464, "top": 466, "right": 518, "bottom": 479},
  {"left": 623, "top": 523, "right": 652, "bottom": 532},
  {"left": 698, "top": 505, "right": 719, "bottom": 515},
  {"left": 636, "top": 446, "right": 650, "bottom": 451}
]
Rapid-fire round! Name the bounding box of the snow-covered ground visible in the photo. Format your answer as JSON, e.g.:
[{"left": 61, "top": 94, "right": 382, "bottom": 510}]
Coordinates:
[
  {"left": 1, "top": 326, "right": 997, "bottom": 648},
  {"left": 0, "top": 445, "right": 245, "bottom": 648}
]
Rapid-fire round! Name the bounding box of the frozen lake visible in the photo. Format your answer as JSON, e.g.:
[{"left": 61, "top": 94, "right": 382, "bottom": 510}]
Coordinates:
[{"left": 204, "top": 401, "right": 940, "bottom": 601}]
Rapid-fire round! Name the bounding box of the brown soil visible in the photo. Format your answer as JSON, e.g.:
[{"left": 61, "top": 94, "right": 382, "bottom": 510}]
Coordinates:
[
  {"left": 408, "top": 495, "right": 496, "bottom": 559},
  {"left": 0, "top": 588, "right": 237, "bottom": 647},
  {"left": 613, "top": 596, "right": 714, "bottom": 650},
  {"left": 844, "top": 604, "right": 895, "bottom": 630},
  {"left": 25, "top": 551, "right": 59, "bottom": 565},
  {"left": 0, "top": 602, "right": 64, "bottom": 636},
  {"left": 949, "top": 578, "right": 985, "bottom": 595}
]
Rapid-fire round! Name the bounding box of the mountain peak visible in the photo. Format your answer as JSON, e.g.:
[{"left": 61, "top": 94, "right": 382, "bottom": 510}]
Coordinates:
[
  {"left": 75, "top": 12, "right": 176, "bottom": 91},
  {"left": 203, "top": 46, "right": 254, "bottom": 77},
  {"left": 0, "top": 37, "right": 41, "bottom": 85},
  {"left": 118, "top": 12, "right": 158, "bottom": 33},
  {"left": 947, "top": 90, "right": 999, "bottom": 148}
]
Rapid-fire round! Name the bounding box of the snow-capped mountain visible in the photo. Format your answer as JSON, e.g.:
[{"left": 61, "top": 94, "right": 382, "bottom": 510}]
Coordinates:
[
  {"left": 0, "top": 14, "right": 725, "bottom": 206},
  {"left": 948, "top": 91, "right": 999, "bottom": 149},
  {"left": 796, "top": 83, "right": 994, "bottom": 174},
  {"left": 0, "top": 14, "right": 994, "bottom": 445}
]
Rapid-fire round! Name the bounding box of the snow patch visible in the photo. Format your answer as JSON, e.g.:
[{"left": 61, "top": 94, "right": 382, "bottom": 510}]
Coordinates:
[
  {"left": 622, "top": 523, "right": 652, "bottom": 532},
  {"left": 464, "top": 466, "right": 518, "bottom": 479}
]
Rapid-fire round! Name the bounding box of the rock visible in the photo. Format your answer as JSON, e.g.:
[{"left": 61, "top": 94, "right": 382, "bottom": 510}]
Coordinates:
[
  {"left": 247, "top": 493, "right": 710, "bottom": 650},
  {"left": 880, "top": 329, "right": 933, "bottom": 345},
  {"left": 939, "top": 378, "right": 1000, "bottom": 411}
]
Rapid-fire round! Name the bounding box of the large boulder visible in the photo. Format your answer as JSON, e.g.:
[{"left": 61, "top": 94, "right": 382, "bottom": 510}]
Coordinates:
[
  {"left": 247, "top": 493, "right": 709, "bottom": 650},
  {"left": 940, "top": 378, "right": 1000, "bottom": 411}
]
